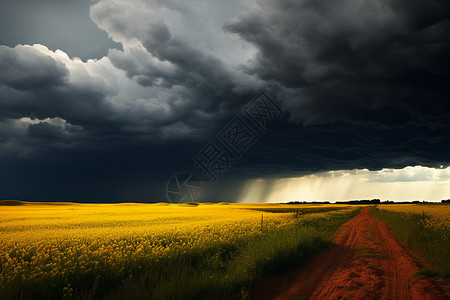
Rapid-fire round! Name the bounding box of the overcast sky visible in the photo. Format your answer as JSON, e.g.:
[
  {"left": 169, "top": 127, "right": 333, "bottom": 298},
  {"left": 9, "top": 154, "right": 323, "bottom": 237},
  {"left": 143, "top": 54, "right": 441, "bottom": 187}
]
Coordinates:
[{"left": 0, "top": 0, "right": 449, "bottom": 203}]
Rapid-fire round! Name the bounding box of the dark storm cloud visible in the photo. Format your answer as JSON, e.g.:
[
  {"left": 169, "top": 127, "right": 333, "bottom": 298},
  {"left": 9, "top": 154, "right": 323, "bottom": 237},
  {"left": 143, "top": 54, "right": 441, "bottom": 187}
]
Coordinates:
[
  {"left": 28, "top": 122, "right": 68, "bottom": 140},
  {"left": 224, "top": 0, "right": 450, "bottom": 129},
  {"left": 136, "top": 21, "right": 243, "bottom": 113},
  {"left": 0, "top": 46, "right": 68, "bottom": 91},
  {"left": 389, "top": 0, "right": 450, "bottom": 29},
  {"left": 107, "top": 47, "right": 177, "bottom": 89},
  {"left": 1, "top": 0, "right": 450, "bottom": 203},
  {"left": 91, "top": 0, "right": 257, "bottom": 121},
  {"left": 234, "top": 119, "right": 450, "bottom": 180},
  {"left": 0, "top": 46, "right": 69, "bottom": 119}
]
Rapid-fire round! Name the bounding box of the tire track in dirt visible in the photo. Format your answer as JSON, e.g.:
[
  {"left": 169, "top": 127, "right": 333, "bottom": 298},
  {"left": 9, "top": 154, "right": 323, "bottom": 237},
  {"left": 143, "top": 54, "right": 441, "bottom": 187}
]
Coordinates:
[{"left": 250, "top": 208, "right": 449, "bottom": 300}]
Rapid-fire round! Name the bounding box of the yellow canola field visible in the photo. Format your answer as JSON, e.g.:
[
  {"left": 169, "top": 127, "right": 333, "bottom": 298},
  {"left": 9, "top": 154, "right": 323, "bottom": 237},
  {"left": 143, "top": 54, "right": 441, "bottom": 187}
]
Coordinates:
[
  {"left": 0, "top": 202, "right": 350, "bottom": 286},
  {"left": 378, "top": 204, "right": 450, "bottom": 231}
]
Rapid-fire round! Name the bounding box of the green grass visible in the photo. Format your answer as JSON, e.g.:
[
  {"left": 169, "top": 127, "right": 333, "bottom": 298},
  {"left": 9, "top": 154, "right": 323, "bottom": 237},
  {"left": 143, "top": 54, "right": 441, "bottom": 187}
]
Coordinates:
[{"left": 369, "top": 207, "right": 450, "bottom": 278}]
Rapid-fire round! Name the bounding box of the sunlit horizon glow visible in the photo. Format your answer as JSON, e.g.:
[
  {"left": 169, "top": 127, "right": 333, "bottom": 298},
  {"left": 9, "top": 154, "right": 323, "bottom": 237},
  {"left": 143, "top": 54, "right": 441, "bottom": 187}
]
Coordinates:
[{"left": 237, "top": 166, "right": 450, "bottom": 203}]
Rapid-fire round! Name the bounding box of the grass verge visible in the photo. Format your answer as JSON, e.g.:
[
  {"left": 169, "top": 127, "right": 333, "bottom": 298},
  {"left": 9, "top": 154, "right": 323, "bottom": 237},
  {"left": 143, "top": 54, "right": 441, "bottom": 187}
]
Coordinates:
[{"left": 369, "top": 206, "right": 450, "bottom": 278}]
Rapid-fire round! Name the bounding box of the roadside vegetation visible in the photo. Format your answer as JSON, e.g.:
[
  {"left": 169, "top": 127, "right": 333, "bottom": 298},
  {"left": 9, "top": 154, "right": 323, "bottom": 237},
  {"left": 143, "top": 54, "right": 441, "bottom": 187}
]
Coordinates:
[{"left": 369, "top": 204, "right": 450, "bottom": 278}]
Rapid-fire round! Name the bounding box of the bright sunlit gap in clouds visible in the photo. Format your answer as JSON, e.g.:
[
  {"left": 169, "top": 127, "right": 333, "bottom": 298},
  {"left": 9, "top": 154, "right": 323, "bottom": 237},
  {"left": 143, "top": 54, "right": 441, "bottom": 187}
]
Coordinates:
[{"left": 237, "top": 166, "right": 450, "bottom": 203}]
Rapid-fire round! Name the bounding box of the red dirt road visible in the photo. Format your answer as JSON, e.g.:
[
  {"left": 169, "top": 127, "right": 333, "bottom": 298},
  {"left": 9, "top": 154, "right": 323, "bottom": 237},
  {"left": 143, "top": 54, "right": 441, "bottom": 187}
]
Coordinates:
[{"left": 251, "top": 208, "right": 449, "bottom": 300}]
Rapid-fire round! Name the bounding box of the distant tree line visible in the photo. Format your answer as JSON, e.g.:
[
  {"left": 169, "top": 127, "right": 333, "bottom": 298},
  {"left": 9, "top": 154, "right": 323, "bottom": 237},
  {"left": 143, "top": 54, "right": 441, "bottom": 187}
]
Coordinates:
[
  {"left": 335, "top": 199, "right": 381, "bottom": 205},
  {"left": 284, "top": 201, "right": 332, "bottom": 204}
]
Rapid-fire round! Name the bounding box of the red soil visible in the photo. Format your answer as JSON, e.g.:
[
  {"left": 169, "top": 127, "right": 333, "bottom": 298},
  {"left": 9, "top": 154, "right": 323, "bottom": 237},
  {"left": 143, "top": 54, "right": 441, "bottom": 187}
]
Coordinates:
[{"left": 250, "top": 208, "right": 449, "bottom": 300}]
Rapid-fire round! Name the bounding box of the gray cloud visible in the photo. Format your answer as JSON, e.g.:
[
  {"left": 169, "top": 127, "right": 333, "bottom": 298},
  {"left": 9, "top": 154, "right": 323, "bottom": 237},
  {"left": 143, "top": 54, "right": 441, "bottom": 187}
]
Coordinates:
[
  {"left": 0, "top": 45, "right": 115, "bottom": 129},
  {"left": 224, "top": 0, "right": 450, "bottom": 128},
  {"left": 0, "top": 0, "right": 449, "bottom": 202},
  {"left": 0, "top": 46, "right": 68, "bottom": 91},
  {"left": 0, "top": 34, "right": 246, "bottom": 158}
]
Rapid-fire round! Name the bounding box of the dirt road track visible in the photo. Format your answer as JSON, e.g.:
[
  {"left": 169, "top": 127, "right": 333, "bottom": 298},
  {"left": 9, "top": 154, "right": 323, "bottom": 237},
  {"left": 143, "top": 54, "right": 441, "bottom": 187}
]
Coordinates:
[{"left": 250, "top": 208, "right": 449, "bottom": 300}]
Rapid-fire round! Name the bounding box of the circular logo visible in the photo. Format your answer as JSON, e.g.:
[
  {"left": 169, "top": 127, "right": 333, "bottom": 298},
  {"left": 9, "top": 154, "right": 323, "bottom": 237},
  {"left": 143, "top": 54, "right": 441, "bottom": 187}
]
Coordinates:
[{"left": 166, "top": 172, "right": 203, "bottom": 204}]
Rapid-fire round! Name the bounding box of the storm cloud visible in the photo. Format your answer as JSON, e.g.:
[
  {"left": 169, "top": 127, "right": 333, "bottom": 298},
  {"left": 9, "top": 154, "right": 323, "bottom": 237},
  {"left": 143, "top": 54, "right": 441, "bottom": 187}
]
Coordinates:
[
  {"left": 0, "top": 0, "right": 449, "bottom": 202},
  {"left": 224, "top": 0, "right": 450, "bottom": 128}
]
